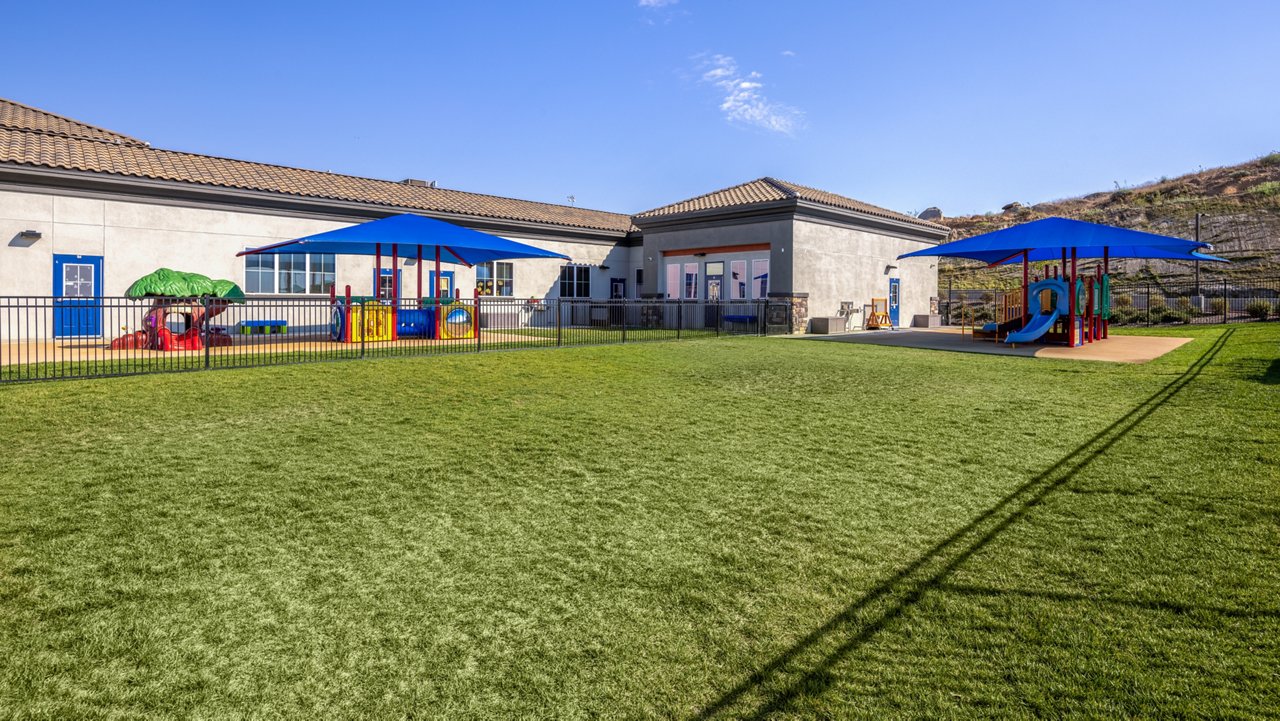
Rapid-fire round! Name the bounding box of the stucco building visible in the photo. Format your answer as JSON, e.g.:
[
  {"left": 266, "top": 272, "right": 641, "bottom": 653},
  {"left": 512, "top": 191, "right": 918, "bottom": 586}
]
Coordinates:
[{"left": 0, "top": 97, "right": 947, "bottom": 334}]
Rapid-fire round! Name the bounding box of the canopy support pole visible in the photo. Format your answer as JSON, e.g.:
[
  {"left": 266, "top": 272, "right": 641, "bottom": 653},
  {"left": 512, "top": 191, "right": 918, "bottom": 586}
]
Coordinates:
[
  {"left": 416, "top": 245, "right": 423, "bottom": 303},
  {"left": 435, "top": 245, "right": 442, "bottom": 341},
  {"left": 1069, "top": 247, "right": 1078, "bottom": 347},
  {"left": 1103, "top": 246, "right": 1110, "bottom": 339},
  {"left": 391, "top": 243, "right": 399, "bottom": 341},
  {"left": 375, "top": 243, "right": 382, "bottom": 299},
  {"left": 1022, "top": 251, "right": 1029, "bottom": 326}
]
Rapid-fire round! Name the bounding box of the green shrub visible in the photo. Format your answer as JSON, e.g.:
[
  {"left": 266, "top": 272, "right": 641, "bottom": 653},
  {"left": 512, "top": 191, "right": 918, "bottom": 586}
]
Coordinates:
[
  {"left": 1210, "top": 297, "right": 1226, "bottom": 315},
  {"left": 1114, "top": 293, "right": 1133, "bottom": 308},
  {"left": 1246, "top": 300, "right": 1272, "bottom": 321},
  {"left": 1260, "top": 152, "right": 1280, "bottom": 167},
  {"left": 1158, "top": 310, "right": 1184, "bottom": 324},
  {"left": 1148, "top": 295, "right": 1166, "bottom": 310},
  {"left": 1248, "top": 181, "right": 1280, "bottom": 197},
  {"left": 1110, "top": 308, "right": 1136, "bottom": 325}
]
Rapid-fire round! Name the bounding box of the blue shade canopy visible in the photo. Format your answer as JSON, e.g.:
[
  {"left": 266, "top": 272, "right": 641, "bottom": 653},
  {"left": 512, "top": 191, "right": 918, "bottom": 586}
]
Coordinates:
[
  {"left": 237, "top": 213, "right": 570, "bottom": 265},
  {"left": 897, "top": 217, "right": 1227, "bottom": 265}
]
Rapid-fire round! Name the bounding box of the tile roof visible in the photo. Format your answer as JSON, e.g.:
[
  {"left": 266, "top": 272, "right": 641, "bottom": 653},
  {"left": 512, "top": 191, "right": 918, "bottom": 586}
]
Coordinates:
[
  {"left": 0, "top": 98, "right": 146, "bottom": 146},
  {"left": 0, "top": 98, "right": 636, "bottom": 234},
  {"left": 634, "top": 176, "right": 948, "bottom": 231}
]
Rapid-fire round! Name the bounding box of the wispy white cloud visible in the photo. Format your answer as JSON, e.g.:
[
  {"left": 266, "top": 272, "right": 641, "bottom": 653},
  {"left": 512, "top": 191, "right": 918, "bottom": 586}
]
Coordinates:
[
  {"left": 697, "top": 54, "right": 804, "bottom": 135},
  {"left": 781, "top": 49, "right": 796, "bottom": 57},
  {"left": 637, "top": 0, "right": 677, "bottom": 7}
]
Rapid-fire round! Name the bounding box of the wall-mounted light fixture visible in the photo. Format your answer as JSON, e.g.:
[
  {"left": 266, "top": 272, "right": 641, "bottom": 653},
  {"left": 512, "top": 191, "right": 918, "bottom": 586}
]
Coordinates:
[
  {"left": 693, "top": 252, "right": 707, "bottom": 258},
  {"left": 599, "top": 264, "right": 610, "bottom": 271},
  {"left": 19, "top": 229, "right": 42, "bottom": 240},
  {"left": 884, "top": 264, "right": 898, "bottom": 275}
]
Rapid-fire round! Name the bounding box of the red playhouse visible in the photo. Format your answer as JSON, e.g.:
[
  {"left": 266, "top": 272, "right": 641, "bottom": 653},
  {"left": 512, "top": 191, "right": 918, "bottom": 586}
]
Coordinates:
[{"left": 110, "top": 269, "right": 243, "bottom": 351}]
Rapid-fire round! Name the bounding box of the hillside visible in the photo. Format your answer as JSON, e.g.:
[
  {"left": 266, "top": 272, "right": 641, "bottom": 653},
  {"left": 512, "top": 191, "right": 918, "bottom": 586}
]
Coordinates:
[{"left": 934, "top": 153, "right": 1280, "bottom": 289}]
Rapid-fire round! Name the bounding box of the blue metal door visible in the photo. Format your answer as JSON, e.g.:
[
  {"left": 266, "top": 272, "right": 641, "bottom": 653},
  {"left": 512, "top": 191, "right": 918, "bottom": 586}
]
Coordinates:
[
  {"left": 375, "top": 268, "right": 403, "bottom": 299},
  {"left": 428, "top": 270, "right": 454, "bottom": 299},
  {"left": 888, "top": 277, "right": 900, "bottom": 328},
  {"left": 53, "top": 254, "right": 103, "bottom": 338}
]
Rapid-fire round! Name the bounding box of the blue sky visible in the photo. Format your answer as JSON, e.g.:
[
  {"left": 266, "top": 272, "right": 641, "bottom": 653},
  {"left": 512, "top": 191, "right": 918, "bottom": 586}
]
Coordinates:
[{"left": 7, "top": 1, "right": 1279, "bottom": 217}]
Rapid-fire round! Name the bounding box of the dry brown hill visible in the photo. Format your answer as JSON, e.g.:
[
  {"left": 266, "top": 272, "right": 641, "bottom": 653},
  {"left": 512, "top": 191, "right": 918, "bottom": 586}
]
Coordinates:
[{"left": 935, "top": 153, "right": 1280, "bottom": 288}]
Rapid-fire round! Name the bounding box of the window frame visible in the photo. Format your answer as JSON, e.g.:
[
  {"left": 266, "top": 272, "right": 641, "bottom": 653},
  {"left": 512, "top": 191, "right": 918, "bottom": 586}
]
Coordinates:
[
  {"left": 476, "top": 261, "right": 515, "bottom": 297},
  {"left": 559, "top": 264, "right": 591, "bottom": 299},
  {"left": 244, "top": 252, "right": 337, "bottom": 295}
]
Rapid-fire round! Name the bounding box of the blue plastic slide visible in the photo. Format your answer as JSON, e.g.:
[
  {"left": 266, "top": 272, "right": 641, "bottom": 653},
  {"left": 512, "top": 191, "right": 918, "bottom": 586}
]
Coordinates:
[
  {"left": 1004, "top": 309, "right": 1059, "bottom": 343},
  {"left": 1003, "top": 277, "right": 1069, "bottom": 344}
]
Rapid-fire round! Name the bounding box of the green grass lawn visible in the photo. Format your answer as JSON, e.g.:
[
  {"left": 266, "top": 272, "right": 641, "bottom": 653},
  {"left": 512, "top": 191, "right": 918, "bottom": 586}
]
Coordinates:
[{"left": 1, "top": 325, "right": 1277, "bottom": 719}]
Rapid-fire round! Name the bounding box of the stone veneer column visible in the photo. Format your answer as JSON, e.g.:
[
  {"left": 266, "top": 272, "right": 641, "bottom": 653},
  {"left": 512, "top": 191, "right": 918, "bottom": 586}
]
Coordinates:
[{"left": 767, "top": 292, "right": 809, "bottom": 334}]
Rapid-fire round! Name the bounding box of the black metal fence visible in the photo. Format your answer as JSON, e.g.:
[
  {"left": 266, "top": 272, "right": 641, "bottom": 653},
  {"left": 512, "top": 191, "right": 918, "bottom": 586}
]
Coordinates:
[
  {"left": 0, "top": 296, "right": 776, "bottom": 384},
  {"left": 941, "top": 278, "right": 1280, "bottom": 327}
]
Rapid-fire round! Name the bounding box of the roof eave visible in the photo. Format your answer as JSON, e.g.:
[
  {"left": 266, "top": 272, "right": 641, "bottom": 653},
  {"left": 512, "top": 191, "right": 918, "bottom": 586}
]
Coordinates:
[{"left": 0, "top": 163, "right": 633, "bottom": 241}]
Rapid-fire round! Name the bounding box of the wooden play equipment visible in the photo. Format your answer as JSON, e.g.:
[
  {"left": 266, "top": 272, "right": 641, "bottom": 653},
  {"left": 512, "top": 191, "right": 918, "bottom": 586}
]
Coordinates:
[
  {"left": 865, "top": 297, "right": 892, "bottom": 329},
  {"left": 970, "top": 290, "right": 1025, "bottom": 341}
]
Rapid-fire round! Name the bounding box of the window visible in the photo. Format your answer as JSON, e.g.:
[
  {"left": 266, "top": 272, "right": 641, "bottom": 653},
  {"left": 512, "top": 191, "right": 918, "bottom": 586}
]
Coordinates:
[
  {"left": 245, "top": 253, "right": 336, "bottom": 294},
  {"left": 245, "top": 255, "right": 275, "bottom": 294},
  {"left": 476, "top": 261, "right": 514, "bottom": 296},
  {"left": 683, "top": 262, "right": 698, "bottom": 300},
  {"left": 62, "top": 264, "right": 94, "bottom": 297},
  {"left": 635, "top": 268, "right": 644, "bottom": 298},
  {"left": 665, "top": 263, "right": 681, "bottom": 299},
  {"left": 277, "top": 253, "right": 307, "bottom": 294},
  {"left": 308, "top": 253, "right": 335, "bottom": 294},
  {"left": 559, "top": 265, "right": 591, "bottom": 298},
  {"left": 752, "top": 259, "right": 770, "bottom": 299},
  {"left": 378, "top": 270, "right": 397, "bottom": 299},
  {"left": 729, "top": 260, "right": 746, "bottom": 300}
]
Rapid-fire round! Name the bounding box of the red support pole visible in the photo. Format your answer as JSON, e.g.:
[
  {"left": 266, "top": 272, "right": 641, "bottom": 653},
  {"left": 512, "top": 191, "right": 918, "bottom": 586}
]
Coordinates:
[
  {"left": 391, "top": 243, "right": 399, "bottom": 341},
  {"left": 375, "top": 243, "right": 382, "bottom": 299},
  {"left": 434, "top": 246, "right": 442, "bottom": 298},
  {"left": 416, "top": 244, "right": 423, "bottom": 305},
  {"left": 434, "top": 245, "right": 442, "bottom": 341},
  {"left": 1103, "top": 247, "right": 1110, "bottom": 339},
  {"left": 344, "top": 284, "right": 352, "bottom": 342},
  {"left": 1022, "top": 251, "right": 1029, "bottom": 325},
  {"left": 1069, "top": 247, "right": 1077, "bottom": 347},
  {"left": 473, "top": 286, "right": 481, "bottom": 341}
]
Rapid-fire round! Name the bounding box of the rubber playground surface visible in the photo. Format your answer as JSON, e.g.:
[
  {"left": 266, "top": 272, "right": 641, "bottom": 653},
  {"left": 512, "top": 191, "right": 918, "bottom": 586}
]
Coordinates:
[{"left": 804, "top": 327, "right": 1193, "bottom": 363}]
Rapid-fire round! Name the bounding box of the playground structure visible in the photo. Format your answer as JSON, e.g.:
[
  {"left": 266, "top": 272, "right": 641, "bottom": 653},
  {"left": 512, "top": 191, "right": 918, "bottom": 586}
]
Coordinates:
[
  {"left": 966, "top": 261, "right": 1114, "bottom": 346},
  {"left": 901, "top": 217, "right": 1224, "bottom": 349},
  {"left": 110, "top": 269, "right": 244, "bottom": 351},
  {"left": 328, "top": 284, "right": 477, "bottom": 343}
]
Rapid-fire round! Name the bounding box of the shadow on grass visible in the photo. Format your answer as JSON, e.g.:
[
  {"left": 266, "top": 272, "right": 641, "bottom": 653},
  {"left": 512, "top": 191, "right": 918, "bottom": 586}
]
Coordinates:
[
  {"left": 692, "top": 329, "right": 1235, "bottom": 720},
  {"left": 937, "top": 583, "right": 1280, "bottom": 620},
  {"left": 1259, "top": 358, "right": 1280, "bottom": 385}
]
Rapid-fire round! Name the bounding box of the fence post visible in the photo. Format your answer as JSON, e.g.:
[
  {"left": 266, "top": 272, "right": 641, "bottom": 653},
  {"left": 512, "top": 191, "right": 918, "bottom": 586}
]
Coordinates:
[
  {"left": 203, "top": 296, "right": 211, "bottom": 369},
  {"left": 556, "top": 298, "right": 563, "bottom": 347},
  {"left": 946, "top": 279, "right": 952, "bottom": 326},
  {"left": 1222, "top": 278, "right": 1229, "bottom": 324},
  {"left": 621, "top": 299, "right": 627, "bottom": 344},
  {"left": 1146, "top": 283, "right": 1152, "bottom": 327},
  {"left": 677, "top": 299, "right": 683, "bottom": 340},
  {"left": 475, "top": 291, "right": 482, "bottom": 353}
]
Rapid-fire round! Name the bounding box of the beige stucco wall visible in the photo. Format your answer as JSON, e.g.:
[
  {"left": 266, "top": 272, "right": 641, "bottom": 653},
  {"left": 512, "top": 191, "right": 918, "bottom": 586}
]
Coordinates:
[
  {"left": 638, "top": 219, "right": 793, "bottom": 297},
  {"left": 791, "top": 219, "right": 939, "bottom": 327},
  {"left": 0, "top": 188, "right": 625, "bottom": 301}
]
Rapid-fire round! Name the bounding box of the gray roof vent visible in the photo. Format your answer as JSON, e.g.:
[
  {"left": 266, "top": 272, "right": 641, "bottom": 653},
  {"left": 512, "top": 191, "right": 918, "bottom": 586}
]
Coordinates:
[{"left": 402, "top": 178, "right": 437, "bottom": 188}]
